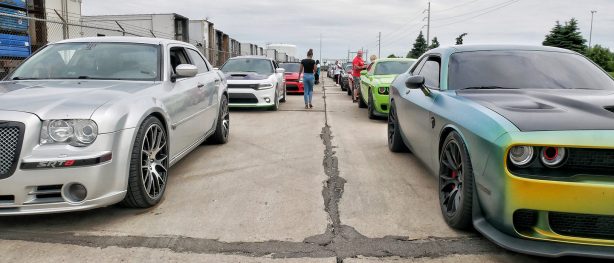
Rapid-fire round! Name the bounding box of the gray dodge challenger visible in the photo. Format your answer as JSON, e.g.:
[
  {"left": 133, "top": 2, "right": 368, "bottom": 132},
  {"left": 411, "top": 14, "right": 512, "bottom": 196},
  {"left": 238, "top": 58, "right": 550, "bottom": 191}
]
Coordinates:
[{"left": 0, "top": 37, "right": 229, "bottom": 215}]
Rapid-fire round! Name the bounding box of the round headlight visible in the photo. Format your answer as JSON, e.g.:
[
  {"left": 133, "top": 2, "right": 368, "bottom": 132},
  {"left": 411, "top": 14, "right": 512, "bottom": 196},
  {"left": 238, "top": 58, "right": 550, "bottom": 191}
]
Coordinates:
[
  {"left": 509, "top": 146, "right": 534, "bottom": 167},
  {"left": 48, "top": 120, "right": 74, "bottom": 142},
  {"left": 73, "top": 120, "right": 98, "bottom": 144},
  {"left": 540, "top": 147, "right": 567, "bottom": 168}
]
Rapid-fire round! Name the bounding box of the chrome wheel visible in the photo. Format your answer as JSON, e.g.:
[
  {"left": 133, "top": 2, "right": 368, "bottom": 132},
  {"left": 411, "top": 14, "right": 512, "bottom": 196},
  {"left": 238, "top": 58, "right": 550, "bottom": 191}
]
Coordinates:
[
  {"left": 141, "top": 124, "right": 168, "bottom": 199},
  {"left": 221, "top": 98, "right": 230, "bottom": 140},
  {"left": 388, "top": 107, "right": 396, "bottom": 146},
  {"left": 439, "top": 140, "right": 463, "bottom": 217}
]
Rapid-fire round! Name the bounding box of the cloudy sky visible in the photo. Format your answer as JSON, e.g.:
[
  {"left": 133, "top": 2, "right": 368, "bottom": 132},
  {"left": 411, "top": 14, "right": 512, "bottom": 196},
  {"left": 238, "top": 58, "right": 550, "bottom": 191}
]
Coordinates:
[{"left": 82, "top": 0, "right": 614, "bottom": 60}]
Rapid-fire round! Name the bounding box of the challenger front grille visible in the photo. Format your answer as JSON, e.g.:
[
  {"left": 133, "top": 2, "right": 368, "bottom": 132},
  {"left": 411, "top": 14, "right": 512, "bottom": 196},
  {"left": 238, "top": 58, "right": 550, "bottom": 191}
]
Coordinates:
[
  {"left": 228, "top": 84, "right": 259, "bottom": 89},
  {"left": 550, "top": 212, "right": 614, "bottom": 240},
  {"left": 513, "top": 210, "right": 538, "bottom": 232},
  {"left": 565, "top": 148, "right": 614, "bottom": 170},
  {"left": 0, "top": 122, "right": 24, "bottom": 179}
]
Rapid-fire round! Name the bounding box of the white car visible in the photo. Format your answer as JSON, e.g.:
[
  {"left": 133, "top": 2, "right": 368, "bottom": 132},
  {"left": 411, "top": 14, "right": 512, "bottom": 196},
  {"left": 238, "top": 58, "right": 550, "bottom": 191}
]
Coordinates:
[{"left": 220, "top": 56, "right": 286, "bottom": 110}]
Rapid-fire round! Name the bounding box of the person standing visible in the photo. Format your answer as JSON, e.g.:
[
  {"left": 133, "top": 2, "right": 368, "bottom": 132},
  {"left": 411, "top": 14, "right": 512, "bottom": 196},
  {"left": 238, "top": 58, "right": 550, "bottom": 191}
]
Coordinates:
[
  {"left": 315, "top": 60, "right": 321, "bottom": 85},
  {"left": 299, "top": 49, "right": 317, "bottom": 109},
  {"left": 333, "top": 60, "right": 342, "bottom": 86},
  {"left": 370, "top": 55, "right": 378, "bottom": 64},
  {"left": 352, "top": 50, "right": 368, "bottom": 103}
]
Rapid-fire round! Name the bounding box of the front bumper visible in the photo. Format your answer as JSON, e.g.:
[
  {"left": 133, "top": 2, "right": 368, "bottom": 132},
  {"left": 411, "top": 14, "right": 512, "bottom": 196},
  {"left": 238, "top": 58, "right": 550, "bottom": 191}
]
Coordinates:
[
  {"left": 475, "top": 130, "right": 614, "bottom": 258},
  {"left": 373, "top": 91, "right": 390, "bottom": 115},
  {"left": 228, "top": 87, "right": 276, "bottom": 108},
  {"left": 0, "top": 111, "right": 134, "bottom": 215},
  {"left": 286, "top": 80, "right": 304, "bottom": 94}
]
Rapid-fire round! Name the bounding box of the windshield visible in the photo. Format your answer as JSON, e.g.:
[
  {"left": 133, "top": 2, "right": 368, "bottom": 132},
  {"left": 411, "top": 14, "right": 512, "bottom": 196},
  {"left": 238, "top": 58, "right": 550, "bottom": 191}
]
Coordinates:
[
  {"left": 221, "top": 58, "right": 273, "bottom": 75},
  {"left": 374, "top": 61, "right": 415, "bottom": 75},
  {"left": 10, "top": 42, "right": 160, "bottom": 81},
  {"left": 280, "top": 63, "right": 300, "bottom": 73},
  {"left": 345, "top": 65, "right": 353, "bottom": 72},
  {"left": 449, "top": 50, "right": 614, "bottom": 90}
]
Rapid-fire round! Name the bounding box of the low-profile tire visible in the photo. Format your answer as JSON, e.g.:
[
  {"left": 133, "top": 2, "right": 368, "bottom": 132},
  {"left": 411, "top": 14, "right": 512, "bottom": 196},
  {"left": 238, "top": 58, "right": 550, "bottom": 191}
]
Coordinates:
[
  {"left": 358, "top": 88, "right": 367, "bottom": 108},
  {"left": 367, "top": 89, "right": 377, "bottom": 119},
  {"left": 121, "top": 116, "right": 169, "bottom": 208},
  {"left": 347, "top": 83, "right": 352, "bottom": 96},
  {"left": 388, "top": 103, "right": 409, "bottom": 153},
  {"left": 208, "top": 95, "right": 230, "bottom": 144},
  {"left": 280, "top": 86, "right": 287, "bottom": 103},
  {"left": 438, "top": 131, "right": 474, "bottom": 230}
]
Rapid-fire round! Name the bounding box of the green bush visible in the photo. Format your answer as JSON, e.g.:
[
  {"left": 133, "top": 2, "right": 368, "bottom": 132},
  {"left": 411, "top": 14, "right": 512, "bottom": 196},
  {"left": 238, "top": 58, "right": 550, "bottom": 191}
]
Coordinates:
[{"left": 610, "top": 72, "right": 614, "bottom": 78}]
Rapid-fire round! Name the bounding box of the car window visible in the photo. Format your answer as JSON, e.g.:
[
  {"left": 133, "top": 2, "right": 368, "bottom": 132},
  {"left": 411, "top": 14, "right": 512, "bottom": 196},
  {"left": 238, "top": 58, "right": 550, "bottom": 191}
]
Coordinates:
[
  {"left": 187, "top": 49, "right": 209, "bottom": 74},
  {"left": 374, "top": 61, "right": 416, "bottom": 75},
  {"left": 9, "top": 42, "right": 160, "bottom": 81},
  {"left": 170, "top": 47, "right": 190, "bottom": 74},
  {"left": 280, "top": 63, "right": 300, "bottom": 73},
  {"left": 220, "top": 58, "right": 274, "bottom": 75},
  {"left": 410, "top": 58, "right": 427, "bottom": 75},
  {"left": 418, "top": 58, "right": 441, "bottom": 89}
]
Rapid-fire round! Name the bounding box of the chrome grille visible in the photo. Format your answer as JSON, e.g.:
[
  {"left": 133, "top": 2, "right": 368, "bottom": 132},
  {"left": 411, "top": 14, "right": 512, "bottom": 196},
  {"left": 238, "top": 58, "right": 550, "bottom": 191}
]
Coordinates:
[{"left": 0, "top": 122, "right": 23, "bottom": 179}]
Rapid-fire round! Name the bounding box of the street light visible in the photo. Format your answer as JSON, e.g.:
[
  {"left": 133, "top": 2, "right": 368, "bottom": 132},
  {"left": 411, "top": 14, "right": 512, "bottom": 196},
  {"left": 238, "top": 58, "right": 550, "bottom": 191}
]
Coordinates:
[{"left": 589, "top": 10, "right": 597, "bottom": 48}]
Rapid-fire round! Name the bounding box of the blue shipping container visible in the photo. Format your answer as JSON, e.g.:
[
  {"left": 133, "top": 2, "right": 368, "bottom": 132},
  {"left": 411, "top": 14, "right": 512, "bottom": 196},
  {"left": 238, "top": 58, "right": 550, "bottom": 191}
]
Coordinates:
[
  {"left": 0, "top": 0, "right": 26, "bottom": 10},
  {"left": 0, "top": 6, "right": 28, "bottom": 32},
  {"left": 0, "top": 33, "right": 30, "bottom": 58}
]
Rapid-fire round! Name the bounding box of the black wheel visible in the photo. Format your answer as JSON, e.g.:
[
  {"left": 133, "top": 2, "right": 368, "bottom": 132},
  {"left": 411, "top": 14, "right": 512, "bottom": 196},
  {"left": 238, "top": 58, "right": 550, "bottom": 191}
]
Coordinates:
[
  {"left": 438, "top": 131, "right": 474, "bottom": 230},
  {"left": 209, "top": 95, "right": 230, "bottom": 144},
  {"left": 388, "top": 103, "right": 408, "bottom": 153},
  {"left": 280, "top": 86, "right": 287, "bottom": 103},
  {"left": 368, "top": 89, "right": 376, "bottom": 119},
  {"left": 341, "top": 79, "right": 348, "bottom": 91},
  {"left": 121, "top": 116, "right": 169, "bottom": 208},
  {"left": 358, "top": 88, "right": 367, "bottom": 108},
  {"left": 347, "top": 82, "right": 352, "bottom": 96}
]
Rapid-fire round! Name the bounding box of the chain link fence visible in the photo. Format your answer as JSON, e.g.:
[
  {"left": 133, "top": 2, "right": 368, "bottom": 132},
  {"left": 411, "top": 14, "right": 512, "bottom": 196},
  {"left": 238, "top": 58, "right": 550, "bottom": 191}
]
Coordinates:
[{"left": 0, "top": 12, "right": 239, "bottom": 78}]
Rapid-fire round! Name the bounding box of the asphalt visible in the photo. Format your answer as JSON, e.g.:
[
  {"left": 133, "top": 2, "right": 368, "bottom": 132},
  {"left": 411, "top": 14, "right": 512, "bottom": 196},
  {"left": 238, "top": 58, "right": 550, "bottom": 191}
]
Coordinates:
[{"left": 0, "top": 79, "right": 604, "bottom": 263}]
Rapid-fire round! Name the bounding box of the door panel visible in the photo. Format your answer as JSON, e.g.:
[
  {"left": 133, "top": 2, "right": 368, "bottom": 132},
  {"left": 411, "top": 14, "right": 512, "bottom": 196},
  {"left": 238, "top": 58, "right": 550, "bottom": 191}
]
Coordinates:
[
  {"left": 164, "top": 47, "right": 206, "bottom": 158},
  {"left": 187, "top": 48, "right": 219, "bottom": 131}
]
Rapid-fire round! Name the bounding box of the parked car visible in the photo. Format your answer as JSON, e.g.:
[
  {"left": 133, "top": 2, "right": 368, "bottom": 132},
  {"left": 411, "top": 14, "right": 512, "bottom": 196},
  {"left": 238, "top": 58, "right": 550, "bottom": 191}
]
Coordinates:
[
  {"left": 280, "top": 62, "right": 304, "bottom": 94},
  {"left": 388, "top": 45, "right": 614, "bottom": 259},
  {"left": 344, "top": 65, "right": 354, "bottom": 96},
  {"left": 221, "top": 56, "right": 286, "bottom": 111},
  {"left": 0, "top": 37, "right": 229, "bottom": 215},
  {"left": 339, "top": 65, "right": 352, "bottom": 92},
  {"left": 358, "top": 58, "right": 416, "bottom": 118}
]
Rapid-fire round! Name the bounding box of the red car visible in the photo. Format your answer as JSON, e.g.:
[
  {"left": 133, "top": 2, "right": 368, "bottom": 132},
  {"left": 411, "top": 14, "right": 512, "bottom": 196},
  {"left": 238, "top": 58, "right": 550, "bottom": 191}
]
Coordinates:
[{"left": 280, "top": 63, "right": 304, "bottom": 94}]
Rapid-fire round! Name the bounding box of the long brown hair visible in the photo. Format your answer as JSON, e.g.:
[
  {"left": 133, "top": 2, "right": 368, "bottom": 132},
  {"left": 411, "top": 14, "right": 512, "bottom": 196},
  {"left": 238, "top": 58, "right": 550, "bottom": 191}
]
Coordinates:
[{"left": 307, "top": 49, "right": 313, "bottom": 58}]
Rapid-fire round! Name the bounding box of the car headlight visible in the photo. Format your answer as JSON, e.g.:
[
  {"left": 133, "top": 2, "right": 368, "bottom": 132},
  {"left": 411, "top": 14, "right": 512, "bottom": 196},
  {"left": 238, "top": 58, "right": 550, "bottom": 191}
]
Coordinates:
[
  {"left": 299, "top": 78, "right": 303, "bottom": 83},
  {"left": 540, "top": 147, "right": 567, "bottom": 168},
  {"left": 378, "top": 86, "right": 389, "bottom": 95},
  {"left": 41, "top": 120, "right": 98, "bottom": 147},
  {"left": 509, "top": 146, "right": 534, "bottom": 167},
  {"left": 258, "top": 83, "right": 274, "bottom": 90}
]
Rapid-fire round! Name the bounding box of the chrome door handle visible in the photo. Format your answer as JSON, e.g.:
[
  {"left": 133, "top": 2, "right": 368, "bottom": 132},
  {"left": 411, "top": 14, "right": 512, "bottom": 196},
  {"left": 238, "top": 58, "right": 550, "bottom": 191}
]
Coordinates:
[{"left": 197, "top": 83, "right": 205, "bottom": 88}]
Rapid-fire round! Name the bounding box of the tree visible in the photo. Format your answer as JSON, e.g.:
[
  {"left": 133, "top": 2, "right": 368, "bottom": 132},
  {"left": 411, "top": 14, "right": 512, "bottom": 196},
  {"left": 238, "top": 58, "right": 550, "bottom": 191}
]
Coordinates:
[
  {"left": 586, "top": 45, "right": 614, "bottom": 71},
  {"left": 455, "top": 33, "right": 468, "bottom": 45},
  {"left": 429, "top": 37, "right": 440, "bottom": 49},
  {"left": 407, "top": 31, "right": 428, "bottom": 58},
  {"left": 543, "top": 18, "right": 587, "bottom": 54},
  {"left": 387, "top": 54, "right": 398, "bottom": 58}
]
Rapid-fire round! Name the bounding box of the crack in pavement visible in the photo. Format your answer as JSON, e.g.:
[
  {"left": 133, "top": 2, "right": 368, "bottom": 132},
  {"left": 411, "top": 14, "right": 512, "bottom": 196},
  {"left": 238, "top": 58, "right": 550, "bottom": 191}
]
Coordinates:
[{"left": 0, "top": 81, "right": 502, "bottom": 261}]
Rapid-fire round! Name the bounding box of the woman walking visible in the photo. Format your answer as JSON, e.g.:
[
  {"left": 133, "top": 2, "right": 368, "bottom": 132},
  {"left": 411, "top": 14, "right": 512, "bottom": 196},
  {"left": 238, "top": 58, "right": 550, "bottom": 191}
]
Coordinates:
[{"left": 298, "top": 49, "right": 317, "bottom": 109}]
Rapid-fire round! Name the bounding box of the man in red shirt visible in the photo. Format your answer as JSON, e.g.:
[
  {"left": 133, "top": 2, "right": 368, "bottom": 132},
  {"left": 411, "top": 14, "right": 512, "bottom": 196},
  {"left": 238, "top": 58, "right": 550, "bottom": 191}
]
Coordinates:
[{"left": 352, "top": 50, "right": 368, "bottom": 102}]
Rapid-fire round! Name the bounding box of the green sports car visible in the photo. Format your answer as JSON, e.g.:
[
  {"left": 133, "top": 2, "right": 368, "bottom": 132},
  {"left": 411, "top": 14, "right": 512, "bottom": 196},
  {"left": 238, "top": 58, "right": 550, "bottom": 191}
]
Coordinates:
[
  {"left": 388, "top": 45, "right": 614, "bottom": 258},
  {"left": 358, "top": 58, "right": 417, "bottom": 119}
]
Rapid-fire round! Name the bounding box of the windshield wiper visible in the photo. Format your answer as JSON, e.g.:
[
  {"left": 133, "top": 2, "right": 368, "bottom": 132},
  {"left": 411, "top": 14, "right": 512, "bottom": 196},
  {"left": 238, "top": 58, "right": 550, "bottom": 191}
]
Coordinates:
[
  {"left": 462, "top": 86, "right": 519, "bottom": 90},
  {"left": 11, "top": 77, "right": 40, "bottom": 80}
]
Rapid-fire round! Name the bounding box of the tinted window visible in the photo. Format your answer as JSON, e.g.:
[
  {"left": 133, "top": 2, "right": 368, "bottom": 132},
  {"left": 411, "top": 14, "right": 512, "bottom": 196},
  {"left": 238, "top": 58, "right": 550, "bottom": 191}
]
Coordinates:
[
  {"left": 220, "top": 58, "right": 274, "bottom": 75},
  {"left": 374, "top": 61, "right": 416, "bottom": 75},
  {"left": 419, "top": 59, "right": 441, "bottom": 88},
  {"left": 448, "top": 51, "right": 614, "bottom": 90},
  {"left": 280, "top": 63, "right": 300, "bottom": 73},
  {"left": 187, "top": 49, "right": 209, "bottom": 74},
  {"left": 170, "top": 47, "right": 190, "bottom": 74},
  {"left": 10, "top": 42, "right": 160, "bottom": 81},
  {"left": 410, "top": 58, "right": 427, "bottom": 75}
]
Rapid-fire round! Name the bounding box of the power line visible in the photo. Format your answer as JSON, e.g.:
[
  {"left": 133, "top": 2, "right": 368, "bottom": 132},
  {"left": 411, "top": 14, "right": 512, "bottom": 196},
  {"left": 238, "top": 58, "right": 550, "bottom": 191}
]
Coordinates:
[
  {"left": 435, "top": 0, "right": 481, "bottom": 13},
  {"left": 432, "top": 0, "right": 519, "bottom": 22},
  {"left": 433, "top": 0, "right": 521, "bottom": 28}
]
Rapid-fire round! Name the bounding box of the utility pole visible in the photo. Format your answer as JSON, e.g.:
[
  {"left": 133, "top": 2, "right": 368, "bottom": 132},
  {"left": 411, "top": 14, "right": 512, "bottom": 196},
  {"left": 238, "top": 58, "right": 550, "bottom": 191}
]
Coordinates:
[
  {"left": 377, "top": 32, "right": 381, "bottom": 58},
  {"left": 589, "top": 10, "right": 597, "bottom": 48},
  {"left": 319, "top": 33, "right": 322, "bottom": 62},
  {"left": 425, "top": 2, "right": 431, "bottom": 47}
]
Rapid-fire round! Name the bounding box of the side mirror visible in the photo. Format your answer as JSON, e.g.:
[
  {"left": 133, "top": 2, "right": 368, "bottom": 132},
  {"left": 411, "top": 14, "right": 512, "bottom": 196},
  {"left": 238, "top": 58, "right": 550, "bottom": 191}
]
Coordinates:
[
  {"left": 276, "top": 68, "right": 285, "bottom": 74},
  {"left": 405, "top": 75, "right": 431, "bottom": 96},
  {"left": 360, "top": 70, "right": 368, "bottom": 76},
  {"left": 175, "top": 64, "right": 198, "bottom": 78}
]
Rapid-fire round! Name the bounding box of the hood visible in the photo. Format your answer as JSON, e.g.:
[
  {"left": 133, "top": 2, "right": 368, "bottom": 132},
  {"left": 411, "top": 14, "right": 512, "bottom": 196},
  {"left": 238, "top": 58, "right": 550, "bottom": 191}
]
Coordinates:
[
  {"left": 225, "top": 72, "right": 271, "bottom": 81},
  {"left": 372, "top": 75, "right": 397, "bottom": 85},
  {"left": 456, "top": 89, "right": 614, "bottom": 131},
  {"left": 284, "top": 72, "right": 300, "bottom": 80},
  {"left": 0, "top": 80, "right": 156, "bottom": 119}
]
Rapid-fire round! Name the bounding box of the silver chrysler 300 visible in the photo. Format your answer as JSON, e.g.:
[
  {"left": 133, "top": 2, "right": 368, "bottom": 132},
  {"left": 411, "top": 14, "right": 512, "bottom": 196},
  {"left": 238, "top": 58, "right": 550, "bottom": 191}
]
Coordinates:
[{"left": 0, "top": 37, "right": 230, "bottom": 215}]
